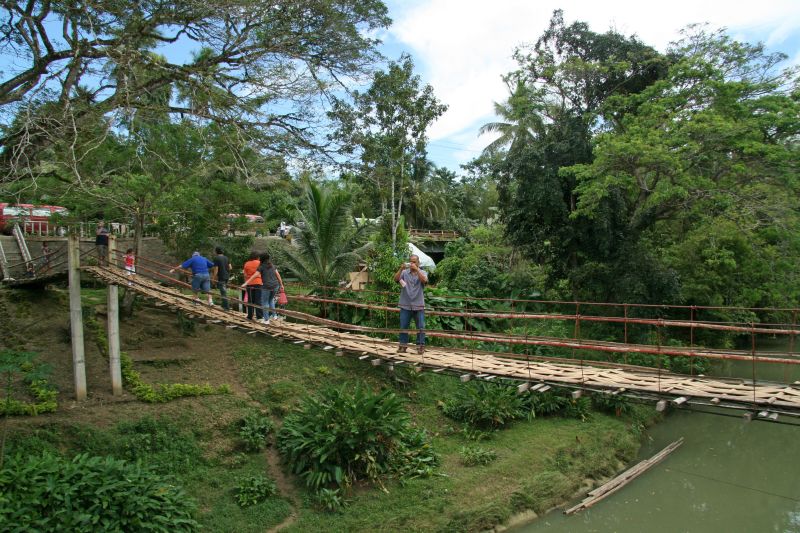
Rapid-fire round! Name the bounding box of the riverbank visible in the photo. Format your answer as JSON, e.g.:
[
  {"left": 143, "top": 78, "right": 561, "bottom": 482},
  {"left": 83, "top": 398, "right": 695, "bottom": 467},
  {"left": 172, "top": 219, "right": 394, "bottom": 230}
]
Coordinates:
[{"left": 1, "top": 286, "right": 655, "bottom": 532}]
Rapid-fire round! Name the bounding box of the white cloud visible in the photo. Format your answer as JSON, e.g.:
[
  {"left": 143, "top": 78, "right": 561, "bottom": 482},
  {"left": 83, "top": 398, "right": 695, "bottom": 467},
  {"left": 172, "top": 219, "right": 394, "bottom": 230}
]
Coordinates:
[{"left": 386, "top": 0, "right": 800, "bottom": 167}]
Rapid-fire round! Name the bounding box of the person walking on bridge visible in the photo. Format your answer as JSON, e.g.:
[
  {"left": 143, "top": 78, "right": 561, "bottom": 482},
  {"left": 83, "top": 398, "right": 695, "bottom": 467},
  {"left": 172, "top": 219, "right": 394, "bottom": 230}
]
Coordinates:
[
  {"left": 170, "top": 251, "right": 214, "bottom": 305},
  {"left": 212, "top": 247, "right": 232, "bottom": 311},
  {"left": 395, "top": 254, "right": 428, "bottom": 354},
  {"left": 240, "top": 251, "right": 264, "bottom": 321}
]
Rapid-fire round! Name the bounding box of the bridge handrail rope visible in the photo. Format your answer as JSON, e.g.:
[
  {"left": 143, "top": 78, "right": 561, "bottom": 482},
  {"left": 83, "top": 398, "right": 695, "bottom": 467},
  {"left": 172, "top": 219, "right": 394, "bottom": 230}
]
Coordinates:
[
  {"left": 280, "top": 292, "right": 800, "bottom": 337},
  {"left": 108, "top": 249, "right": 283, "bottom": 319},
  {"left": 4, "top": 248, "right": 67, "bottom": 271},
  {"left": 80, "top": 264, "right": 800, "bottom": 417},
  {"left": 96, "top": 252, "right": 800, "bottom": 375},
  {"left": 286, "top": 281, "right": 800, "bottom": 315},
  {"left": 85, "top": 257, "right": 800, "bottom": 369},
  {"left": 116, "top": 252, "right": 800, "bottom": 365},
  {"left": 293, "top": 283, "right": 797, "bottom": 334}
]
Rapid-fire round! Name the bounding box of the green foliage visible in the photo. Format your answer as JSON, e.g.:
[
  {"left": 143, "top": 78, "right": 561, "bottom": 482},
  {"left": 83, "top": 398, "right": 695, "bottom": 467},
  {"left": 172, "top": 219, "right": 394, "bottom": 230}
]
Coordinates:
[
  {"left": 368, "top": 215, "right": 409, "bottom": 289},
  {"left": 276, "top": 383, "right": 438, "bottom": 491},
  {"left": 275, "top": 182, "right": 371, "bottom": 293},
  {"left": 113, "top": 417, "right": 204, "bottom": 475},
  {"left": 314, "top": 488, "right": 347, "bottom": 513},
  {"left": 0, "top": 452, "right": 198, "bottom": 531},
  {"left": 441, "top": 381, "right": 532, "bottom": 429},
  {"left": 235, "top": 475, "right": 278, "bottom": 507},
  {"left": 459, "top": 445, "right": 498, "bottom": 467},
  {"left": 239, "top": 412, "right": 274, "bottom": 452},
  {"left": 0, "top": 350, "right": 57, "bottom": 416},
  {"left": 120, "top": 353, "right": 230, "bottom": 403},
  {"left": 592, "top": 393, "right": 634, "bottom": 416}
]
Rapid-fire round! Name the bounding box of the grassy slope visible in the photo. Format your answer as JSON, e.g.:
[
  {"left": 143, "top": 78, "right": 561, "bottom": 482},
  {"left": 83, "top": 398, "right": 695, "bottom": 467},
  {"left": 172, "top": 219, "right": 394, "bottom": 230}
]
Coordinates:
[{"left": 1, "top": 288, "right": 651, "bottom": 532}]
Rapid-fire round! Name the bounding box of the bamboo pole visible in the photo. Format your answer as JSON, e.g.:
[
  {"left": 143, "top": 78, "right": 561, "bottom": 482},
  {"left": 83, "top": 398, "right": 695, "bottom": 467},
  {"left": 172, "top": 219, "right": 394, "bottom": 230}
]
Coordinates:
[{"left": 564, "top": 438, "right": 684, "bottom": 515}]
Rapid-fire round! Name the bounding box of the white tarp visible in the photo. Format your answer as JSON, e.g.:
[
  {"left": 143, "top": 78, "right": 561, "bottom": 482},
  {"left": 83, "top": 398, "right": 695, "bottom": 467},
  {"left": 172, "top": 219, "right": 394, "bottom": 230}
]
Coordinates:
[{"left": 408, "top": 242, "right": 436, "bottom": 272}]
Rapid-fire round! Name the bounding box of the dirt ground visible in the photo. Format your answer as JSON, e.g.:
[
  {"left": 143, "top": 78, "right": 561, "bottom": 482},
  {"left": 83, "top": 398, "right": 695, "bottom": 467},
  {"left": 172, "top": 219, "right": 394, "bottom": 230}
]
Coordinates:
[{"left": 1, "top": 285, "right": 255, "bottom": 431}]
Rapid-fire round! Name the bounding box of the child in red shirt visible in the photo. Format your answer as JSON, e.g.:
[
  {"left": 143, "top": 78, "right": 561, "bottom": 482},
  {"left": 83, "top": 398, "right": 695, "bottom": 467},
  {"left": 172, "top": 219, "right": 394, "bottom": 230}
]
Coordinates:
[{"left": 124, "top": 248, "right": 135, "bottom": 285}]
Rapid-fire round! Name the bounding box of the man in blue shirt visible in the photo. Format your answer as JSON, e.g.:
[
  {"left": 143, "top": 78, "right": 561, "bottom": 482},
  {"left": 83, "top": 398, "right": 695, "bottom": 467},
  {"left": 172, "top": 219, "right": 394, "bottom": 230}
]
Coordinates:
[{"left": 170, "top": 251, "right": 215, "bottom": 304}]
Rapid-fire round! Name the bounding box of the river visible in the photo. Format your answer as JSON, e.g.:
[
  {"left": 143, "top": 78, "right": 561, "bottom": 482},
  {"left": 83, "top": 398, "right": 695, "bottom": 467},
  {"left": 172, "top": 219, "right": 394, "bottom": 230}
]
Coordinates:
[{"left": 514, "top": 338, "right": 800, "bottom": 533}]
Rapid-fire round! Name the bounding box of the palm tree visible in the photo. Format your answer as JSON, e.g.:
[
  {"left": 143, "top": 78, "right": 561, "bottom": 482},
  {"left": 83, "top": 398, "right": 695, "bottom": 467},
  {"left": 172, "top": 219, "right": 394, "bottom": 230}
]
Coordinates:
[
  {"left": 479, "top": 80, "right": 546, "bottom": 155},
  {"left": 276, "top": 182, "right": 371, "bottom": 293}
]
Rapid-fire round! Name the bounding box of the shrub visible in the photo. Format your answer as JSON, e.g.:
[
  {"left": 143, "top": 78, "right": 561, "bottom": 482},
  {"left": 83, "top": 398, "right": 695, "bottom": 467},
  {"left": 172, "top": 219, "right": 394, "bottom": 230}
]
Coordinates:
[
  {"left": 0, "top": 452, "right": 198, "bottom": 531},
  {"left": 592, "top": 392, "right": 634, "bottom": 416},
  {"left": 276, "top": 384, "right": 438, "bottom": 491},
  {"left": 239, "top": 411, "right": 274, "bottom": 452},
  {"left": 235, "top": 474, "right": 278, "bottom": 507},
  {"left": 314, "top": 487, "right": 346, "bottom": 513},
  {"left": 459, "top": 445, "right": 498, "bottom": 467},
  {"left": 441, "top": 381, "right": 532, "bottom": 429}
]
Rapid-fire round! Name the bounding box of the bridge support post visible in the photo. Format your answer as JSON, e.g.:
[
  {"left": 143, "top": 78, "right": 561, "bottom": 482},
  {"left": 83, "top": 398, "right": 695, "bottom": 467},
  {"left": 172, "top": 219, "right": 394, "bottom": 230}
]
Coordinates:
[
  {"left": 107, "top": 236, "right": 122, "bottom": 396},
  {"left": 67, "top": 234, "right": 87, "bottom": 401}
]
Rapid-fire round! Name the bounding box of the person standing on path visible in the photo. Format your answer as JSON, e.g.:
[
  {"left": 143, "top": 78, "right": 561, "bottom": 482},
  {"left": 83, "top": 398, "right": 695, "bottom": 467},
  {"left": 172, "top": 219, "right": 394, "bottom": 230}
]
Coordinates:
[
  {"left": 394, "top": 254, "right": 428, "bottom": 354},
  {"left": 170, "top": 251, "right": 215, "bottom": 305},
  {"left": 240, "top": 251, "right": 263, "bottom": 320},
  {"left": 251, "top": 253, "right": 284, "bottom": 324},
  {"left": 212, "top": 247, "right": 232, "bottom": 311},
  {"left": 95, "top": 222, "right": 109, "bottom": 266}
]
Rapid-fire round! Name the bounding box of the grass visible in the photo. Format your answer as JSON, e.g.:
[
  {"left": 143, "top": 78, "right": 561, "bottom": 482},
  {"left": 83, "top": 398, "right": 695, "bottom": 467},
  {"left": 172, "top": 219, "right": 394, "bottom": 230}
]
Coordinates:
[
  {"left": 2, "top": 293, "right": 653, "bottom": 533},
  {"left": 231, "top": 336, "right": 647, "bottom": 532}
]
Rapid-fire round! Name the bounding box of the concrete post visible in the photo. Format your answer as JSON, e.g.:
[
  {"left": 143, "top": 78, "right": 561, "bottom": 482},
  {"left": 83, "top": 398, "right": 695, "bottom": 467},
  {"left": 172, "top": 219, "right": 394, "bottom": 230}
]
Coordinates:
[
  {"left": 68, "top": 234, "right": 87, "bottom": 400},
  {"left": 107, "top": 235, "right": 122, "bottom": 395}
]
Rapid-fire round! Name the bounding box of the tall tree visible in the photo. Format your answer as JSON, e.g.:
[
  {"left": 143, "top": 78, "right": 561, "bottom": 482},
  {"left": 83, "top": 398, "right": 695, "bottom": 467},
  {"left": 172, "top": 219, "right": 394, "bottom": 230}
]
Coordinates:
[
  {"left": 0, "top": 0, "right": 391, "bottom": 186},
  {"left": 567, "top": 28, "right": 800, "bottom": 308},
  {"left": 332, "top": 54, "right": 447, "bottom": 246},
  {"left": 486, "top": 10, "right": 670, "bottom": 301}
]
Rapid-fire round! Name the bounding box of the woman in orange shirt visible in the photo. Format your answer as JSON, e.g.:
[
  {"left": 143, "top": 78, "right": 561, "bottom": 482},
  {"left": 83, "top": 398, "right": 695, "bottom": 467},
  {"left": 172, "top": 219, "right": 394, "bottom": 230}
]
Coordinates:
[{"left": 241, "top": 251, "right": 263, "bottom": 320}]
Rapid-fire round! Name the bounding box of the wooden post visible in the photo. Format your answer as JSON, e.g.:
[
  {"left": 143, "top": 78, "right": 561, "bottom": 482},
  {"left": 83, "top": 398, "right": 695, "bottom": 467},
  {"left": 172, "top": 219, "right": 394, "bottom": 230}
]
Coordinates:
[
  {"left": 107, "top": 235, "right": 122, "bottom": 395},
  {"left": 68, "top": 234, "right": 87, "bottom": 400}
]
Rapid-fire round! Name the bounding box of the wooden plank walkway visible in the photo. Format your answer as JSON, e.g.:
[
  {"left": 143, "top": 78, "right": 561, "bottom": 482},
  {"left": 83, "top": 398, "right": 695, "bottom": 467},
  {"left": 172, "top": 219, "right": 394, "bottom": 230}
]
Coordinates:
[{"left": 85, "top": 266, "right": 800, "bottom": 414}]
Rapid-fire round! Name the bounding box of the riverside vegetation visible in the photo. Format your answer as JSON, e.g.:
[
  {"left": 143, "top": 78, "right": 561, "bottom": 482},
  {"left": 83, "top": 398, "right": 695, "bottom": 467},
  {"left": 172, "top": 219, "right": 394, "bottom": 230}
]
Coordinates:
[{"left": 0, "top": 287, "right": 655, "bottom": 532}]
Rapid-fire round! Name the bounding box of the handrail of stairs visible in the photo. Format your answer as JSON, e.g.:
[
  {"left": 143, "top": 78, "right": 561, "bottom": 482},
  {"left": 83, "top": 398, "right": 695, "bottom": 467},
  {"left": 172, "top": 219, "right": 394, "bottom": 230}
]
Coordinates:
[{"left": 12, "top": 223, "right": 32, "bottom": 265}]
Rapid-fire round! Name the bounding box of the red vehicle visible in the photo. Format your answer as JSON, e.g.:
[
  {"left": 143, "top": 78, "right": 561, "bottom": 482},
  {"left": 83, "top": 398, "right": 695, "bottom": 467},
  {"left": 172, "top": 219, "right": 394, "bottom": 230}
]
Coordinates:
[{"left": 0, "top": 203, "right": 69, "bottom": 235}]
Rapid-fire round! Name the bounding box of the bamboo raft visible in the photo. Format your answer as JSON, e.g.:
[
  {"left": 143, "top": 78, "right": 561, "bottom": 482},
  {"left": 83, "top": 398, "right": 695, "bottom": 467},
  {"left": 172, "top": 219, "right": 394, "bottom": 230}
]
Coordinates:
[
  {"left": 564, "top": 438, "right": 684, "bottom": 515},
  {"left": 85, "top": 266, "right": 800, "bottom": 414}
]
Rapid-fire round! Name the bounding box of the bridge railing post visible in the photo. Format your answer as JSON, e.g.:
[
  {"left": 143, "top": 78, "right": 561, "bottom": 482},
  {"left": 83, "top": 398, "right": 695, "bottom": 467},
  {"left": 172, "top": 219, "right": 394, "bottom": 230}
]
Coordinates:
[
  {"left": 107, "top": 235, "right": 122, "bottom": 395},
  {"left": 68, "top": 233, "right": 87, "bottom": 401}
]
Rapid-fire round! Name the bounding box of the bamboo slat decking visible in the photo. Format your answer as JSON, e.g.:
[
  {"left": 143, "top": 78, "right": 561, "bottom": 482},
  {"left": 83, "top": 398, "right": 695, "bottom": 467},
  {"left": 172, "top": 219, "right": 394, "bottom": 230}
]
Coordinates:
[{"left": 85, "top": 266, "right": 800, "bottom": 415}]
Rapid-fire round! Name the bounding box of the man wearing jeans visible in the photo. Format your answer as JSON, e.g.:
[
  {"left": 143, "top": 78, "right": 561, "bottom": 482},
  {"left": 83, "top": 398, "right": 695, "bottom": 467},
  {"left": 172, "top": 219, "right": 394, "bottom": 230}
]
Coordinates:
[
  {"left": 170, "top": 251, "right": 215, "bottom": 305},
  {"left": 212, "top": 247, "right": 232, "bottom": 310},
  {"left": 394, "top": 255, "right": 428, "bottom": 354}
]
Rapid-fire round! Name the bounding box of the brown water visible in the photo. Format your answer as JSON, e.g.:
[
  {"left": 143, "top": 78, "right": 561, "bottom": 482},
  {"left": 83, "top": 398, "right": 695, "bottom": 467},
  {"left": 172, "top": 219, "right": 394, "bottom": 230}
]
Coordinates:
[{"left": 514, "top": 338, "right": 800, "bottom": 533}]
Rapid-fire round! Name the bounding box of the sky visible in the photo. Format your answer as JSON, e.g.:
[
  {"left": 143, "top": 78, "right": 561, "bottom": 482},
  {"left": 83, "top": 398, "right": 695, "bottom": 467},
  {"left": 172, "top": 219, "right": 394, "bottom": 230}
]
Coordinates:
[{"left": 378, "top": 0, "right": 800, "bottom": 172}]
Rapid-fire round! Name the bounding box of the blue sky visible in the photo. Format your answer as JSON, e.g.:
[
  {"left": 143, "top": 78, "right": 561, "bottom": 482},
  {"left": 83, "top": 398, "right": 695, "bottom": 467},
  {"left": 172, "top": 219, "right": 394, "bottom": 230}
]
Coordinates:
[{"left": 379, "top": 0, "right": 800, "bottom": 172}]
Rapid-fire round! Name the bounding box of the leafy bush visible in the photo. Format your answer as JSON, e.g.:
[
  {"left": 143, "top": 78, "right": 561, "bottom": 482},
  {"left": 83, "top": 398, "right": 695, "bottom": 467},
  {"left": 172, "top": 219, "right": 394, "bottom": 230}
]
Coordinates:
[
  {"left": 529, "top": 389, "right": 591, "bottom": 420},
  {"left": 276, "top": 384, "right": 438, "bottom": 491},
  {"left": 239, "top": 411, "right": 274, "bottom": 452},
  {"left": 459, "top": 445, "right": 498, "bottom": 466},
  {"left": 314, "top": 487, "right": 347, "bottom": 513},
  {"left": 0, "top": 350, "right": 57, "bottom": 416},
  {"left": 0, "top": 452, "right": 198, "bottom": 531},
  {"left": 235, "top": 474, "right": 278, "bottom": 507},
  {"left": 592, "top": 392, "right": 634, "bottom": 416},
  {"left": 441, "top": 381, "right": 532, "bottom": 429}
]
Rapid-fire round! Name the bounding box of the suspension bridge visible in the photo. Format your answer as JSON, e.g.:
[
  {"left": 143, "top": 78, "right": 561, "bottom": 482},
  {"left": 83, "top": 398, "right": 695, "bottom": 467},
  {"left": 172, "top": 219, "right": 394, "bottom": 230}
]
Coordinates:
[
  {"left": 84, "top": 246, "right": 800, "bottom": 419},
  {"left": 4, "top": 230, "right": 800, "bottom": 419}
]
